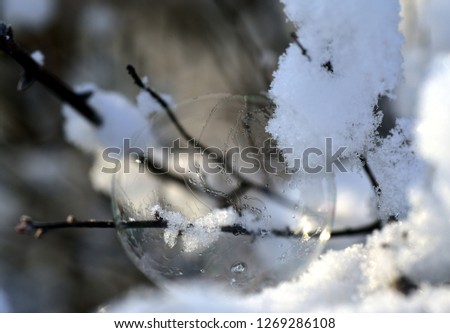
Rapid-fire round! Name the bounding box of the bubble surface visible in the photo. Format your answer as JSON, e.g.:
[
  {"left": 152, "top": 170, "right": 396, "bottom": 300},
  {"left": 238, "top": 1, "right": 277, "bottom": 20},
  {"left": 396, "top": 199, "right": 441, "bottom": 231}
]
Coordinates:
[{"left": 112, "top": 94, "right": 335, "bottom": 292}]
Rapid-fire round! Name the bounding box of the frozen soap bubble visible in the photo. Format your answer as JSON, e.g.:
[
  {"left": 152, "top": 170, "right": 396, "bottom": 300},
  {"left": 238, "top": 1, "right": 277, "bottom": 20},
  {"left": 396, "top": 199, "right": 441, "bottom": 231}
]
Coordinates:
[{"left": 112, "top": 94, "right": 335, "bottom": 292}]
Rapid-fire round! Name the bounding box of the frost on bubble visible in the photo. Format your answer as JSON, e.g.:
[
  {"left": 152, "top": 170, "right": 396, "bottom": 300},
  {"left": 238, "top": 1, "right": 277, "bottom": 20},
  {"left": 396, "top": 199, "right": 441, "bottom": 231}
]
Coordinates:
[
  {"left": 267, "top": 0, "right": 403, "bottom": 166},
  {"left": 153, "top": 205, "right": 237, "bottom": 253}
]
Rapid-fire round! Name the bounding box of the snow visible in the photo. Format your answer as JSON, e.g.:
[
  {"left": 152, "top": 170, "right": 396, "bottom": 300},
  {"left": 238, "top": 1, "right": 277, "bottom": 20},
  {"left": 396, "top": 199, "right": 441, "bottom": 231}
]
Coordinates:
[
  {"left": 417, "top": 55, "right": 450, "bottom": 176},
  {"left": 63, "top": 84, "right": 163, "bottom": 193},
  {"left": 63, "top": 83, "right": 151, "bottom": 154},
  {"left": 267, "top": 0, "right": 403, "bottom": 168},
  {"left": 30, "top": 50, "right": 45, "bottom": 66},
  {"left": 106, "top": 237, "right": 439, "bottom": 312},
  {"left": 1, "top": 0, "right": 56, "bottom": 30},
  {"left": 368, "top": 119, "right": 425, "bottom": 219},
  {"left": 63, "top": 83, "right": 174, "bottom": 156},
  {"left": 104, "top": 284, "right": 239, "bottom": 313}
]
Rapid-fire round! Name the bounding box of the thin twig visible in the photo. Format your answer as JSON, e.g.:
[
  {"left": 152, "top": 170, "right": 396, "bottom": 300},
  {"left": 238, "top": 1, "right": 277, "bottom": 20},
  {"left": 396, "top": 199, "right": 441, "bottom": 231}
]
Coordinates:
[
  {"left": 0, "top": 23, "right": 102, "bottom": 126},
  {"left": 360, "top": 155, "right": 381, "bottom": 196},
  {"left": 127, "top": 65, "right": 195, "bottom": 144},
  {"left": 16, "top": 215, "right": 160, "bottom": 239},
  {"left": 290, "top": 32, "right": 311, "bottom": 62},
  {"left": 16, "top": 215, "right": 383, "bottom": 239}
]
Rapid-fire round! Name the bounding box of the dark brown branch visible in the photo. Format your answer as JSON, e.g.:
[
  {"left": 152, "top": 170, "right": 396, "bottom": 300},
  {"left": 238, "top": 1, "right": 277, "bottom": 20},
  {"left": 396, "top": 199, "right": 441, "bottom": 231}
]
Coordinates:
[
  {"left": 0, "top": 22, "right": 102, "bottom": 126},
  {"left": 17, "top": 215, "right": 383, "bottom": 239},
  {"left": 330, "top": 219, "right": 382, "bottom": 237},
  {"left": 16, "top": 215, "right": 162, "bottom": 239}
]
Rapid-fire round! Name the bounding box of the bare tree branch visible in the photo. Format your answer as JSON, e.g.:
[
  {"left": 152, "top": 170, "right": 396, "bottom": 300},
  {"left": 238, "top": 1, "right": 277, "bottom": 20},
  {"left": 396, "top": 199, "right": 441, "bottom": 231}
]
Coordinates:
[{"left": 0, "top": 23, "right": 102, "bottom": 126}]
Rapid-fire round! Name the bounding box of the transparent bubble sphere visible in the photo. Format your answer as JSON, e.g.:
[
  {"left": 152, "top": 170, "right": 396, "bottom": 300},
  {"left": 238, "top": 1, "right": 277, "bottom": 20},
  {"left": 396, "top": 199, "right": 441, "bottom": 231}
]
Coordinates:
[{"left": 112, "top": 94, "right": 335, "bottom": 292}]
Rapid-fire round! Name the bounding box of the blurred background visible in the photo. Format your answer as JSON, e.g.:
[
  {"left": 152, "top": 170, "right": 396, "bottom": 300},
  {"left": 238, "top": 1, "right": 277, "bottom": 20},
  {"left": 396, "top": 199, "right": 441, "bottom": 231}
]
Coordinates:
[
  {"left": 0, "top": 0, "right": 289, "bottom": 312},
  {"left": 0, "top": 0, "right": 445, "bottom": 312}
]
